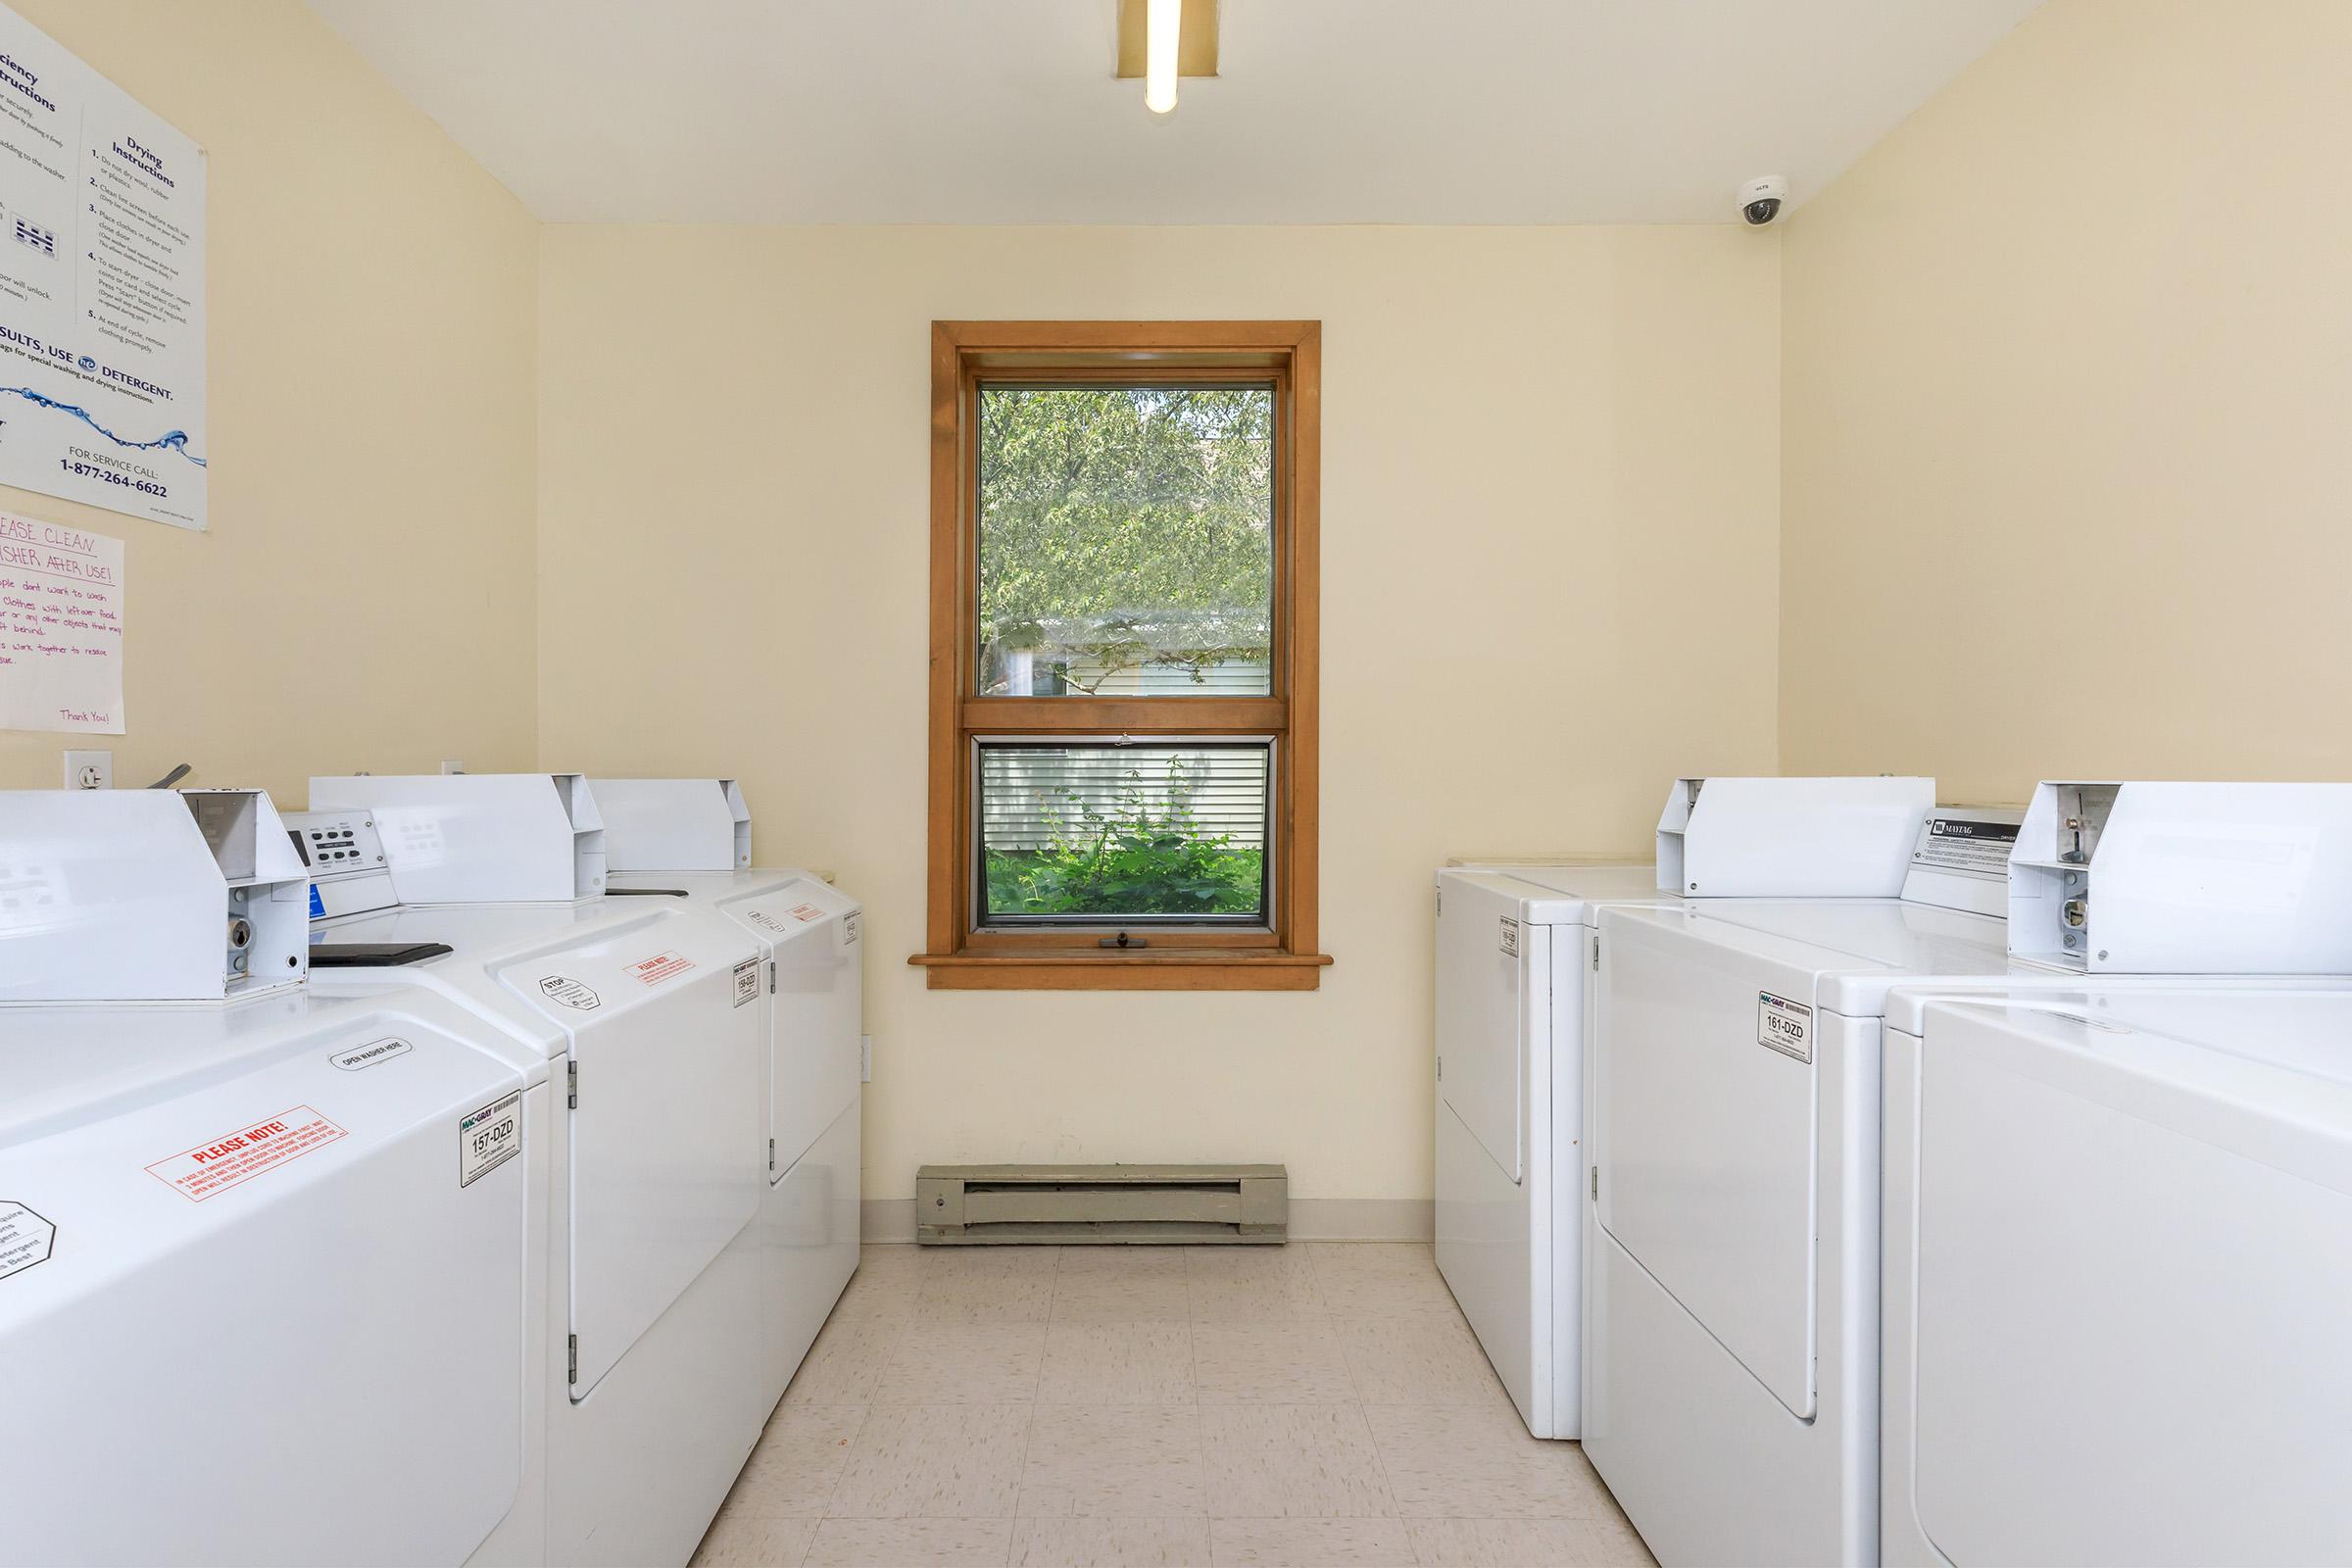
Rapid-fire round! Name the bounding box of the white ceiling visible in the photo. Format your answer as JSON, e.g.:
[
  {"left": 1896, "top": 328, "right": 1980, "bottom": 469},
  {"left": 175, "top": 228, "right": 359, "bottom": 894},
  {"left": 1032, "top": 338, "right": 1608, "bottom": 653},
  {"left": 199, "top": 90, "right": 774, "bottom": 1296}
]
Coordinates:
[{"left": 305, "top": 0, "right": 2042, "bottom": 225}]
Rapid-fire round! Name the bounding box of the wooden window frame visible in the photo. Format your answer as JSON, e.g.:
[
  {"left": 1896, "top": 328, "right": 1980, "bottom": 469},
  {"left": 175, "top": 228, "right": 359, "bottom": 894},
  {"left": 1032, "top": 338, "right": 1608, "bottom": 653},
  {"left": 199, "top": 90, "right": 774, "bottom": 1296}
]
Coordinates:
[{"left": 911, "top": 320, "right": 1330, "bottom": 992}]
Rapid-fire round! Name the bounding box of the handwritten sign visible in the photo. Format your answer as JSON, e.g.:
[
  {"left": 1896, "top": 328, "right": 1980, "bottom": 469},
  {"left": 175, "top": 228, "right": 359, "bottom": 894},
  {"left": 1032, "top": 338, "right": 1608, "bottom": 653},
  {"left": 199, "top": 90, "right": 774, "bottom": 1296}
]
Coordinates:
[{"left": 0, "top": 511, "right": 122, "bottom": 732}]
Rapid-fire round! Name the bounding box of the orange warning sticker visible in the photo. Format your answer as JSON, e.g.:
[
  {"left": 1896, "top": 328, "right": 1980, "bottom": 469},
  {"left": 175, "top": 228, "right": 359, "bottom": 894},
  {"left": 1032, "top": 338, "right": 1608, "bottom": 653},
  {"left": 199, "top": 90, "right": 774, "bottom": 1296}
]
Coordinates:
[
  {"left": 625, "top": 950, "right": 696, "bottom": 987},
  {"left": 146, "top": 1106, "right": 348, "bottom": 1203},
  {"left": 790, "top": 903, "right": 825, "bottom": 922}
]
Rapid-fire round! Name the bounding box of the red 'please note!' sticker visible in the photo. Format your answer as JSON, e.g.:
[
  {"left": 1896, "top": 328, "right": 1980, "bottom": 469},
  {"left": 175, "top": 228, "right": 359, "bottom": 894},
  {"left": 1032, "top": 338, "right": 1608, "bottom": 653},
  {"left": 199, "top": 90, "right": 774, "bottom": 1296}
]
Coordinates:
[
  {"left": 625, "top": 951, "right": 696, "bottom": 987},
  {"left": 146, "top": 1107, "right": 348, "bottom": 1202}
]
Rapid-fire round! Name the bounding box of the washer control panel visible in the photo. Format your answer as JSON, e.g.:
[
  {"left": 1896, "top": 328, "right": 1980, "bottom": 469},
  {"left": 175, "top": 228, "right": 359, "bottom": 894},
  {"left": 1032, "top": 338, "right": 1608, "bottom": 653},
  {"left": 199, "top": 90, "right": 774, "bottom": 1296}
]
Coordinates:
[{"left": 282, "top": 810, "right": 400, "bottom": 920}]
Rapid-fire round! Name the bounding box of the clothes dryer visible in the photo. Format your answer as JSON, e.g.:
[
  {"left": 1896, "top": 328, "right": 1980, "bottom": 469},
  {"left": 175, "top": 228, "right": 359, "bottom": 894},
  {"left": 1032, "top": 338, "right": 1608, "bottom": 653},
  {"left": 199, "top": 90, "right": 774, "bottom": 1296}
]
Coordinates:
[
  {"left": 300, "top": 774, "right": 772, "bottom": 1568},
  {"left": 1433, "top": 776, "right": 1936, "bottom": 1441},
  {"left": 1583, "top": 806, "right": 2019, "bottom": 1566},
  {"left": 593, "top": 777, "right": 861, "bottom": 1409}
]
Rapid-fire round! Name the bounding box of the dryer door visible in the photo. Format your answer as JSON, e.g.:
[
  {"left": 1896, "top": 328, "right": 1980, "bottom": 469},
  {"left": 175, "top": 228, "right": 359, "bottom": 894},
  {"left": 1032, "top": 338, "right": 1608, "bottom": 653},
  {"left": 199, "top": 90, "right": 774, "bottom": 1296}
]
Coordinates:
[
  {"left": 502, "top": 913, "right": 764, "bottom": 1396},
  {"left": 725, "top": 879, "right": 861, "bottom": 1181},
  {"left": 1437, "top": 876, "right": 1537, "bottom": 1184},
  {"left": 1593, "top": 910, "right": 1821, "bottom": 1419}
]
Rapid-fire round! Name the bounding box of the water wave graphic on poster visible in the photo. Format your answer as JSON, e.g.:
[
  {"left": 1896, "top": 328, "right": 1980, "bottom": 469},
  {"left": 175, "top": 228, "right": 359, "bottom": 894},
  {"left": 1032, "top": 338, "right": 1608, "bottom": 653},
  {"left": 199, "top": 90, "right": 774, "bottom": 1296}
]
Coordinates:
[{"left": 0, "top": 5, "right": 206, "bottom": 530}]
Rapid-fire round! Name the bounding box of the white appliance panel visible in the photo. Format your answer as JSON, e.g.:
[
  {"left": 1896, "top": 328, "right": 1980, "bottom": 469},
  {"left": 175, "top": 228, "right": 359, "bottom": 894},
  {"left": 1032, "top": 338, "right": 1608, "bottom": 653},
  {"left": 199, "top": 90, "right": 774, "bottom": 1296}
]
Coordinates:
[
  {"left": 1435, "top": 1094, "right": 1537, "bottom": 1424},
  {"left": 1437, "top": 874, "right": 1533, "bottom": 1184},
  {"left": 1659, "top": 775, "right": 1934, "bottom": 898},
  {"left": 593, "top": 778, "right": 751, "bottom": 873},
  {"left": 766, "top": 1097, "right": 862, "bottom": 1398},
  {"left": 311, "top": 773, "right": 607, "bottom": 904},
  {"left": 0, "top": 1004, "right": 529, "bottom": 1567},
  {"left": 2010, "top": 781, "right": 2352, "bottom": 973},
  {"left": 729, "top": 878, "right": 861, "bottom": 1177},
  {"left": 1585, "top": 1217, "right": 1864, "bottom": 1568},
  {"left": 1585, "top": 977, "right": 1884, "bottom": 1568},
  {"left": 1898, "top": 1003, "right": 2352, "bottom": 1567},
  {"left": 1594, "top": 913, "right": 1824, "bottom": 1419},
  {"left": 0, "top": 789, "right": 310, "bottom": 1003},
  {"left": 538, "top": 1081, "right": 767, "bottom": 1568},
  {"left": 491, "top": 919, "right": 764, "bottom": 1396}
]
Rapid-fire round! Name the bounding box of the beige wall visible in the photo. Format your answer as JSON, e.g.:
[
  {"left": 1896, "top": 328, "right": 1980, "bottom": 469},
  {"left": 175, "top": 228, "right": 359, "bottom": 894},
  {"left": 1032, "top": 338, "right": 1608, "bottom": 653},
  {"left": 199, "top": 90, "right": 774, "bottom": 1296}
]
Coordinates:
[
  {"left": 42, "top": 0, "right": 2339, "bottom": 1214},
  {"left": 0, "top": 0, "right": 539, "bottom": 802},
  {"left": 537, "top": 225, "right": 1782, "bottom": 1204},
  {"left": 1780, "top": 0, "right": 2352, "bottom": 804}
]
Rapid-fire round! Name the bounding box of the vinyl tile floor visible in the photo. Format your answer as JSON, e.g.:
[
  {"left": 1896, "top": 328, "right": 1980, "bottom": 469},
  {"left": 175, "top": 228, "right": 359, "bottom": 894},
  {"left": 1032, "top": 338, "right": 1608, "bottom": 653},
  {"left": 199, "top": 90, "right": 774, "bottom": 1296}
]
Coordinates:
[{"left": 692, "top": 1243, "right": 1654, "bottom": 1568}]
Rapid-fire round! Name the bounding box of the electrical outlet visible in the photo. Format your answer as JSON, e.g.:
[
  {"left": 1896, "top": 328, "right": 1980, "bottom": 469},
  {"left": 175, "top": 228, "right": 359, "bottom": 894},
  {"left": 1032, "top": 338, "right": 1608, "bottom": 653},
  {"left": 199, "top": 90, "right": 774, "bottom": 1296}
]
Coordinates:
[
  {"left": 859, "top": 1035, "right": 872, "bottom": 1084},
  {"left": 440, "top": 759, "right": 465, "bottom": 775},
  {"left": 63, "top": 749, "right": 111, "bottom": 790}
]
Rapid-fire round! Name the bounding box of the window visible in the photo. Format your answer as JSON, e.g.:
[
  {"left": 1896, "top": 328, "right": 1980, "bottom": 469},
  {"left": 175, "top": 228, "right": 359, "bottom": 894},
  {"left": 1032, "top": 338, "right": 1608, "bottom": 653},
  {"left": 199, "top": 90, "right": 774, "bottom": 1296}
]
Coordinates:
[{"left": 914, "top": 321, "right": 1327, "bottom": 991}]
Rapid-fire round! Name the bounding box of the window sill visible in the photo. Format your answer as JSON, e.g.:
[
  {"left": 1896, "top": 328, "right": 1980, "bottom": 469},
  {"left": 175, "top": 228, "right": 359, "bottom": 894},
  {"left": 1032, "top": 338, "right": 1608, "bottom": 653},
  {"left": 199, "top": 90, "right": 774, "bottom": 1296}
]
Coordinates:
[{"left": 907, "top": 950, "right": 1333, "bottom": 992}]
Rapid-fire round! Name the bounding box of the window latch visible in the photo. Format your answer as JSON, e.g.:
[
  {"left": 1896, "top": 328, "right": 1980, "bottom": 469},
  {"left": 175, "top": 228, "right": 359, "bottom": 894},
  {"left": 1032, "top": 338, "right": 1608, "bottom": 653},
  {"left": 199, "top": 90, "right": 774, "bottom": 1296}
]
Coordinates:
[{"left": 1099, "top": 932, "right": 1149, "bottom": 950}]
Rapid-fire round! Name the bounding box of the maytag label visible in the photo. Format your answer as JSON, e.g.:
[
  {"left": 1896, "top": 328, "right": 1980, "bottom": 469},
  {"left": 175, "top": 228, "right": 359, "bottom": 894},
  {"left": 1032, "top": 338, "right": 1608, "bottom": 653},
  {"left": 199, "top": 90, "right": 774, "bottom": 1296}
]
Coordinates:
[
  {"left": 1911, "top": 814, "right": 2024, "bottom": 880},
  {"left": 1499, "top": 916, "right": 1520, "bottom": 957},
  {"left": 1756, "top": 992, "right": 1814, "bottom": 1062},
  {"left": 459, "top": 1092, "right": 522, "bottom": 1188}
]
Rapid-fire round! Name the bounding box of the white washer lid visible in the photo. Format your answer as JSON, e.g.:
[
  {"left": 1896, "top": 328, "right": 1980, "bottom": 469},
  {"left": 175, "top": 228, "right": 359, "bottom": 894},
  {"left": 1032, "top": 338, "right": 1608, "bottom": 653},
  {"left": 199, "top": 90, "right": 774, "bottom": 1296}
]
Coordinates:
[{"left": 1601, "top": 897, "right": 2014, "bottom": 1015}]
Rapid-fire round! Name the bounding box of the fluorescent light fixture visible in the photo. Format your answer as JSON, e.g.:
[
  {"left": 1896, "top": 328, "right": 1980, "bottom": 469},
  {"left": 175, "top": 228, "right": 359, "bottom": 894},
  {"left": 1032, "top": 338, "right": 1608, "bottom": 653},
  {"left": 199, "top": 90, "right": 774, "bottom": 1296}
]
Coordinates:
[{"left": 1146, "top": 0, "right": 1181, "bottom": 114}]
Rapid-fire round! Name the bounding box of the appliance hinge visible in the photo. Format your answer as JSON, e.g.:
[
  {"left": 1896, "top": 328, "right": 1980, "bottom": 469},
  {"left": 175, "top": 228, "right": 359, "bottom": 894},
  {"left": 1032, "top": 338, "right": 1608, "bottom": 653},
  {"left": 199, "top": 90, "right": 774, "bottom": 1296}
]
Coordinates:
[
  {"left": 1592, "top": 937, "right": 1600, "bottom": 970},
  {"left": 768, "top": 1137, "right": 776, "bottom": 1173},
  {"left": 566, "top": 1060, "right": 578, "bottom": 1109},
  {"left": 767, "top": 959, "right": 777, "bottom": 994},
  {"left": 566, "top": 1334, "right": 578, "bottom": 1384},
  {"left": 1435, "top": 1054, "right": 1443, "bottom": 1082},
  {"left": 1591, "top": 1165, "right": 1599, "bottom": 1201},
  {"left": 1435, "top": 887, "right": 1443, "bottom": 915}
]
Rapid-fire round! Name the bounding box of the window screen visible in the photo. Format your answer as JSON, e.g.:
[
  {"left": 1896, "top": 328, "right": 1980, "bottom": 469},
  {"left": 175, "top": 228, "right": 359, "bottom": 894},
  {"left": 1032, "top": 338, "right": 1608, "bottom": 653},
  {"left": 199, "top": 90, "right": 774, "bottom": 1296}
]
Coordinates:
[{"left": 975, "top": 740, "right": 1273, "bottom": 925}]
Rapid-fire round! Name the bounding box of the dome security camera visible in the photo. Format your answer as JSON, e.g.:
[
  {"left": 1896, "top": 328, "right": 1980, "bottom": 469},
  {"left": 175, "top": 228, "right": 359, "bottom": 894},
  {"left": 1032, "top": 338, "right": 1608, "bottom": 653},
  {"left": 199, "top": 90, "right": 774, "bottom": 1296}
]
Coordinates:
[{"left": 1739, "top": 175, "right": 1788, "bottom": 226}]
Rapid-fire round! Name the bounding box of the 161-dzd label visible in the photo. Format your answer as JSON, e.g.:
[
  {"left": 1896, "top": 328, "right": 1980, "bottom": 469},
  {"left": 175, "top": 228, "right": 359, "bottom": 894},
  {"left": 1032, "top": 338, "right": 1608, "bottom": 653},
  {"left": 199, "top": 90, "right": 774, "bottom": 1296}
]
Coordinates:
[{"left": 1756, "top": 992, "right": 1813, "bottom": 1062}]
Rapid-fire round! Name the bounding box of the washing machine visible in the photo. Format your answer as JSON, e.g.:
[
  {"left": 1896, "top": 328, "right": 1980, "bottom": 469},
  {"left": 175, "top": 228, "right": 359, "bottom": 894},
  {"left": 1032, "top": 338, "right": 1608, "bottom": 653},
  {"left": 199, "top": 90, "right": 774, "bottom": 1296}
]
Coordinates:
[
  {"left": 299, "top": 773, "right": 773, "bottom": 1568},
  {"left": 1433, "top": 776, "right": 1936, "bottom": 1442},
  {"left": 592, "top": 776, "right": 861, "bottom": 1410},
  {"left": 1583, "top": 802, "right": 2021, "bottom": 1567},
  {"left": 0, "top": 790, "right": 547, "bottom": 1567},
  {"left": 1879, "top": 781, "right": 2352, "bottom": 1568}
]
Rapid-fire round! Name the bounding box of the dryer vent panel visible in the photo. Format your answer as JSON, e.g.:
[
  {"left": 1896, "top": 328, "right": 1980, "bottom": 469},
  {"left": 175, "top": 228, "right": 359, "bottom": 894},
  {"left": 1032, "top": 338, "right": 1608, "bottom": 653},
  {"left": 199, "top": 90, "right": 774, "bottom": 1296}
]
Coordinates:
[{"left": 915, "top": 1163, "right": 1287, "bottom": 1245}]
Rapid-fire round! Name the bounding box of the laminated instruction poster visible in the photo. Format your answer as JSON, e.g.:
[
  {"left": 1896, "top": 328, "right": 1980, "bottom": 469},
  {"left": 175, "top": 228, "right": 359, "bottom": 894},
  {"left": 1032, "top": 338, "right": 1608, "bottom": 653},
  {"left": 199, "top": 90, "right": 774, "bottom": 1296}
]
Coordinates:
[{"left": 0, "top": 5, "right": 205, "bottom": 529}]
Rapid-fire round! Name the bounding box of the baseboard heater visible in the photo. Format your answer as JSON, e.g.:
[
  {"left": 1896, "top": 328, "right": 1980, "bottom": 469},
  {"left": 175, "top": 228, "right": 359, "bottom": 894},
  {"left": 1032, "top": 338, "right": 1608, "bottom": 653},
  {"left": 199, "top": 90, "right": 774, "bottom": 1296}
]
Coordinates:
[{"left": 915, "top": 1162, "right": 1288, "bottom": 1245}]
